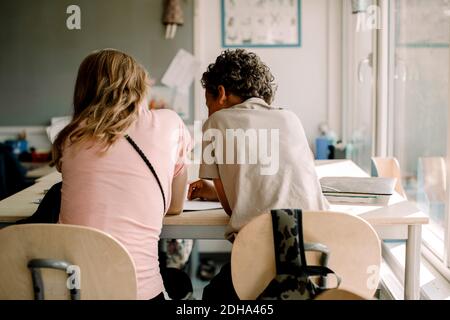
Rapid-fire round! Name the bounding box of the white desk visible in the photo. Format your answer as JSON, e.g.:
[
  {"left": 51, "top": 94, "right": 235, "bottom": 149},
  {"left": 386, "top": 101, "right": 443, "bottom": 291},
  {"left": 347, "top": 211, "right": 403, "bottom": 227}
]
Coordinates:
[
  {"left": 24, "top": 163, "right": 55, "bottom": 180},
  {"left": 0, "top": 160, "right": 428, "bottom": 300}
]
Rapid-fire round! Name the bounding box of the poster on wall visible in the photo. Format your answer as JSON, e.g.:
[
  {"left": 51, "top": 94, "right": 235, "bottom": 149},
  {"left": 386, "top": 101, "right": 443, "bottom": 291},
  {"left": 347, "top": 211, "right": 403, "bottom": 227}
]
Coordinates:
[{"left": 221, "top": 0, "right": 302, "bottom": 48}]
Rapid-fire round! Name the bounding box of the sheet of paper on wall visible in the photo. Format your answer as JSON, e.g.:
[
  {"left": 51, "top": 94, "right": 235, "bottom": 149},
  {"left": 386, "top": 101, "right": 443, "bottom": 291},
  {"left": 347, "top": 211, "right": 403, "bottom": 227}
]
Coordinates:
[
  {"left": 46, "top": 116, "right": 72, "bottom": 143},
  {"left": 161, "top": 49, "right": 200, "bottom": 95},
  {"left": 50, "top": 116, "right": 70, "bottom": 125}
]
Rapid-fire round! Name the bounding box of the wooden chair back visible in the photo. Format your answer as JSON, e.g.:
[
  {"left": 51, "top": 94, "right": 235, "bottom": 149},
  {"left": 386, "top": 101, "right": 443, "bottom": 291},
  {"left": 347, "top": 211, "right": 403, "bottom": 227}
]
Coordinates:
[
  {"left": 371, "top": 157, "right": 407, "bottom": 198},
  {"left": 231, "top": 211, "right": 381, "bottom": 300},
  {"left": 0, "top": 224, "right": 137, "bottom": 300}
]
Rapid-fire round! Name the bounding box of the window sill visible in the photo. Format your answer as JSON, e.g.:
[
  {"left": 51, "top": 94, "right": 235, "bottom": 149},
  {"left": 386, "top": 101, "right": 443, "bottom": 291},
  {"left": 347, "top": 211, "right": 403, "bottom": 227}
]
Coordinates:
[{"left": 381, "top": 241, "right": 450, "bottom": 300}]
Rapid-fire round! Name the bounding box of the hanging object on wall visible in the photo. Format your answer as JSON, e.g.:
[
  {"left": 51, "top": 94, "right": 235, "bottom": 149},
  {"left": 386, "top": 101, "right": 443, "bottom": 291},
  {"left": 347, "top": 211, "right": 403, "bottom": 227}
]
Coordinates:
[
  {"left": 163, "top": 0, "right": 184, "bottom": 39},
  {"left": 351, "top": 0, "right": 373, "bottom": 14}
]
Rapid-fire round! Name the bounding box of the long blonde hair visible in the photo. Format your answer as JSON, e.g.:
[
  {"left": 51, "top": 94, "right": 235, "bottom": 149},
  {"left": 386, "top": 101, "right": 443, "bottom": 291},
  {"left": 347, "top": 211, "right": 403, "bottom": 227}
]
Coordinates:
[{"left": 52, "top": 49, "right": 149, "bottom": 170}]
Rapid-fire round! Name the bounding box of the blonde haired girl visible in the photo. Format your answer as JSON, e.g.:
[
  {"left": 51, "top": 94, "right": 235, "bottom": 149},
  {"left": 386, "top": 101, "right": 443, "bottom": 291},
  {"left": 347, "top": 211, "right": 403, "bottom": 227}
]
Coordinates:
[{"left": 56, "top": 49, "right": 192, "bottom": 300}]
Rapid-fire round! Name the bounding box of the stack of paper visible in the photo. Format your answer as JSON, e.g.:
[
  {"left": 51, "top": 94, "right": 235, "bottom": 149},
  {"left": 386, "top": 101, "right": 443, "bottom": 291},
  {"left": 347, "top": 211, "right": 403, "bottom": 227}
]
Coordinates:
[{"left": 320, "top": 177, "right": 396, "bottom": 205}]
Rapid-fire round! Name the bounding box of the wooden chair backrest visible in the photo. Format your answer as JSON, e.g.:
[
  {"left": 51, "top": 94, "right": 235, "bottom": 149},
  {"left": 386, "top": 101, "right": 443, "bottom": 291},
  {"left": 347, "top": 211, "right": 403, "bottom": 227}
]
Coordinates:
[
  {"left": 0, "top": 224, "right": 137, "bottom": 300},
  {"left": 314, "top": 288, "right": 367, "bottom": 300},
  {"left": 371, "top": 157, "right": 407, "bottom": 198},
  {"left": 231, "top": 211, "right": 381, "bottom": 300}
]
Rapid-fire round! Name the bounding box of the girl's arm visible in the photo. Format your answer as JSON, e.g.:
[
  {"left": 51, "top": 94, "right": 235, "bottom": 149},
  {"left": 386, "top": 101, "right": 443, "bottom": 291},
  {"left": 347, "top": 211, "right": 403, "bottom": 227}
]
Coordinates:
[{"left": 166, "top": 166, "right": 188, "bottom": 215}]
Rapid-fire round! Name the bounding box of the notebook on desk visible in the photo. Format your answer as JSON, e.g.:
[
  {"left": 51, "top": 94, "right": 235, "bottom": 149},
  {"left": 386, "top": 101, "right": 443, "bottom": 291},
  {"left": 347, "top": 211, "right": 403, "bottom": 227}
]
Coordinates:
[
  {"left": 183, "top": 199, "right": 222, "bottom": 211},
  {"left": 320, "top": 176, "right": 396, "bottom": 205}
]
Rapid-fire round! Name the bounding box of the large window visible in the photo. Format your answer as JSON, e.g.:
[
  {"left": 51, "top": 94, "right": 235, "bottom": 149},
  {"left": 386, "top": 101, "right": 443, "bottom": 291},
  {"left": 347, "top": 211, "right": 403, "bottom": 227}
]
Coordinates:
[
  {"left": 388, "top": 0, "right": 449, "bottom": 265},
  {"left": 344, "top": 0, "right": 450, "bottom": 270}
]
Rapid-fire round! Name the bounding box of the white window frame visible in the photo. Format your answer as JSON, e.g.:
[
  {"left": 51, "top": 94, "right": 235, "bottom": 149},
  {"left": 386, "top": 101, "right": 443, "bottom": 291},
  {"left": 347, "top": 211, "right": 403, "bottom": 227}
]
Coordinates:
[
  {"left": 445, "top": 42, "right": 450, "bottom": 268},
  {"left": 341, "top": 0, "right": 379, "bottom": 170}
]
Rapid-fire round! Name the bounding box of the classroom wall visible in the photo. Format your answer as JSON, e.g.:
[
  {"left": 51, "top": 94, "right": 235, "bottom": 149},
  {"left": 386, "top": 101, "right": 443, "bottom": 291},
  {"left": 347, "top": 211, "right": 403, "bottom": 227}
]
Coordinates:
[
  {"left": 0, "top": 0, "right": 342, "bottom": 146},
  {"left": 194, "top": 0, "right": 343, "bottom": 147},
  {"left": 0, "top": 0, "right": 194, "bottom": 126}
]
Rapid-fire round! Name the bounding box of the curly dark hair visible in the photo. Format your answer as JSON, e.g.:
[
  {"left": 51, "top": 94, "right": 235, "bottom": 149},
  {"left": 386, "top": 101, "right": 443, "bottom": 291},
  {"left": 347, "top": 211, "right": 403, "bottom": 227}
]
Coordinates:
[{"left": 201, "top": 49, "right": 276, "bottom": 104}]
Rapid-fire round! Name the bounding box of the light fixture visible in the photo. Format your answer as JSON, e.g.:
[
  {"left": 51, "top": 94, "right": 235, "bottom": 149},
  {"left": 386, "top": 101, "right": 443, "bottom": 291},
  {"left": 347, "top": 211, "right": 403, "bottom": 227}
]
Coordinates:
[
  {"left": 163, "top": 0, "right": 184, "bottom": 39},
  {"left": 351, "top": 0, "right": 373, "bottom": 14}
]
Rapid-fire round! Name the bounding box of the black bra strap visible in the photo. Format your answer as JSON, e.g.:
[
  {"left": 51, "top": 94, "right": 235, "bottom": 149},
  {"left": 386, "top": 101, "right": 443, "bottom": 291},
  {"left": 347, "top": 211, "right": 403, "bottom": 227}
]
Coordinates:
[{"left": 125, "top": 134, "right": 166, "bottom": 213}]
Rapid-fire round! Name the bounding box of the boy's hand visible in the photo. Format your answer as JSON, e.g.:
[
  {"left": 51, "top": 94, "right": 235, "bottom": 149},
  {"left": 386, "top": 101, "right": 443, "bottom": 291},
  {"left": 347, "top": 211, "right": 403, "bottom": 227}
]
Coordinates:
[{"left": 187, "top": 179, "right": 219, "bottom": 201}]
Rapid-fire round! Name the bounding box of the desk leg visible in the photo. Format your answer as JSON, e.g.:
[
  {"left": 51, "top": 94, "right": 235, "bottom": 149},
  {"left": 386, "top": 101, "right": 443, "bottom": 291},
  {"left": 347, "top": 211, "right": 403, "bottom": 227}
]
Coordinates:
[{"left": 404, "top": 225, "right": 422, "bottom": 300}]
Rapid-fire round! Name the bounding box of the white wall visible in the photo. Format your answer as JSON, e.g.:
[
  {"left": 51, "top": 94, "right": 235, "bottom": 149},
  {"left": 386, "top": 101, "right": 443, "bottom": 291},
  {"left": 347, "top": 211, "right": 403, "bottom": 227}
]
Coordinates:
[{"left": 194, "top": 0, "right": 343, "bottom": 148}]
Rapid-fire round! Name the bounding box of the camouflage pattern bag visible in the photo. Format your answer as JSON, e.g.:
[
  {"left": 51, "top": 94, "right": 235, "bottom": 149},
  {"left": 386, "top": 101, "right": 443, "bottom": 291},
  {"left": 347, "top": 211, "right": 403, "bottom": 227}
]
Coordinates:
[{"left": 259, "top": 209, "right": 341, "bottom": 300}]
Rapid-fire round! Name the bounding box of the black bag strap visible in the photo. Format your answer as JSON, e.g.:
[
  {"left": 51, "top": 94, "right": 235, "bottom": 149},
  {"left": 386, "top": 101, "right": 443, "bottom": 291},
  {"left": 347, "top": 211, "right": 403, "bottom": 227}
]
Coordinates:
[
  {"left": 271, "top": 209, "right": 307, "bottom": 271},
  {"left": 125, "top": 134, "right": 166, "bottom": 213},
  {"left": 270, "top": 209, "right": 341, "bottom": 286}
]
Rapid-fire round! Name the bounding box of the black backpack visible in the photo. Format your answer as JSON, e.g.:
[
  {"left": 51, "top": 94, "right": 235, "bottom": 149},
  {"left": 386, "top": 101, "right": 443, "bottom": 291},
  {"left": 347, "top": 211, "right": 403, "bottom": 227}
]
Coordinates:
[
  {"left": 259, "top": 209, "right": 341, "bottom": 300},
  {"left": 15, "top": 182, "right": 62, "bottom": 225},
  {"left": 0, "top": 143, "right": 30, "bottom": 200}
]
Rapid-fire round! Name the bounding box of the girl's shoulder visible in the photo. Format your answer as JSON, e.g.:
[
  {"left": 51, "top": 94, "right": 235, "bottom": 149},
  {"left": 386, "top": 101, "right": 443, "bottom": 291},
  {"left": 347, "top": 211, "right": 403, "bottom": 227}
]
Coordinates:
[
  {"left": 149, "top": 108, "right": 184, "bottom": 123},
  {"left": 139, "top": 108, "right": 185, "bottom": 129}
]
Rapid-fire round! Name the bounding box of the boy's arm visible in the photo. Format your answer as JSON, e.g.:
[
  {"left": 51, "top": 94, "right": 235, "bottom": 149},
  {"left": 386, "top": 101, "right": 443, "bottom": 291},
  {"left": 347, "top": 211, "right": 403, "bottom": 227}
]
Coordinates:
[{"left": 213, "top": 178, "right": 232, "bottom": 216}]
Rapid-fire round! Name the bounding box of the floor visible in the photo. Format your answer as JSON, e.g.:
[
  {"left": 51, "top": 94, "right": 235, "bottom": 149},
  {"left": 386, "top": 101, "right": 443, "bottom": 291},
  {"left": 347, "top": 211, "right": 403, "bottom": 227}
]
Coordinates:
[
  {"left": 189, "top": 253, "right": 229, "bottom": 300},
  {"left": 192, "top": 277, "right": 209, "bottom": 300}
]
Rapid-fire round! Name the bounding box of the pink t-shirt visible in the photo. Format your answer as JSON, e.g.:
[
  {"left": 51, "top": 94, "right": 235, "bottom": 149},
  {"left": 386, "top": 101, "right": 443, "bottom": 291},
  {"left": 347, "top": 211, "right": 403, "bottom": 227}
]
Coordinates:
[{"left": 59, "top": 107, "right": 192, "bottom": 300}]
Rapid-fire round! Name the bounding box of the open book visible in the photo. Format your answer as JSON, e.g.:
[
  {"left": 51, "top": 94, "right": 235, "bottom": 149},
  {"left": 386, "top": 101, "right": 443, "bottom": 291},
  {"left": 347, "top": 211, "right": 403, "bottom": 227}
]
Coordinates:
[{"left": 320, "top": 177, "right": 396, "bottom": 205}]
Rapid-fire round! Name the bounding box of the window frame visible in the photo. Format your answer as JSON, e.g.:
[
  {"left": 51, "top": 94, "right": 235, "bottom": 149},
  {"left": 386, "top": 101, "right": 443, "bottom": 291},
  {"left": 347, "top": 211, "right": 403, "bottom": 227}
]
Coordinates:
[{"left": 379, "top": 0, "right": 450, "bottom": 270}]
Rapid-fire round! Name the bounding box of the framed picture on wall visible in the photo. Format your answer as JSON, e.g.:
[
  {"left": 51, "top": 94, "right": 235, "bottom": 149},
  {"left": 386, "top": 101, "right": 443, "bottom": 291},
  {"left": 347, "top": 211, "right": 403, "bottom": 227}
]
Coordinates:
[
  {"left": 396, "top": 0, "right": 449, "bottom": 48},
  {"left": 221, "top": 0, "right": 302, "bottom": 48}
]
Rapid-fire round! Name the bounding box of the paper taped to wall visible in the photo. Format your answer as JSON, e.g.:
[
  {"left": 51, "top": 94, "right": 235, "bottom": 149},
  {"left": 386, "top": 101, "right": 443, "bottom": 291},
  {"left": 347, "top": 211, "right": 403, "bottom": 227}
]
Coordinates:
[
  {"left": 161, "top": 49, "right": 200, "bottom": 94},
  {"left": 46, "top": 116, "right": 71, "bottom": 143}
]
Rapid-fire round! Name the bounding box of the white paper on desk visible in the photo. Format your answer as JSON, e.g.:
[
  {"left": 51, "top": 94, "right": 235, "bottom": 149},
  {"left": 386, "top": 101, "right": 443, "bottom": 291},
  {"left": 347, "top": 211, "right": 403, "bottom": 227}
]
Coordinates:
[
  {"left": 161, "top": 49, "right": 200, "bottom": 94},
  {"left": 183, "top": 199, "right": 222, "bottom": 211}
]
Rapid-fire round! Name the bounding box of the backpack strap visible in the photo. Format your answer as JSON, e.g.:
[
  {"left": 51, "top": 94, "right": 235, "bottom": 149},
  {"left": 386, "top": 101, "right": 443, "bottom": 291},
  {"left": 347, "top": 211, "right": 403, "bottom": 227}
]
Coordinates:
[
  {"left": 270, "top": 209, "right": 341, "bottom": 288},
  {"left": 271, "top": 209, "right": 307, "bottom": 273}
]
